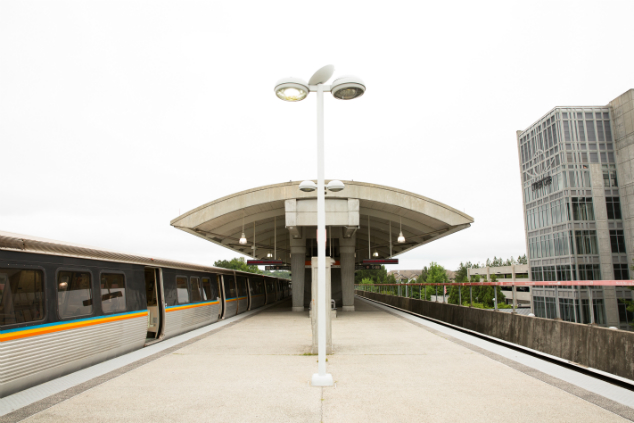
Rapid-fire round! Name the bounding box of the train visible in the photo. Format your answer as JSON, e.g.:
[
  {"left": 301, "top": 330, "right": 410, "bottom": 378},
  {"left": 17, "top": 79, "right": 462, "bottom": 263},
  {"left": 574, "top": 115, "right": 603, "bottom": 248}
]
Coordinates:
[{"left": 0, "top": 231, "right": 291, "bottom": 398}]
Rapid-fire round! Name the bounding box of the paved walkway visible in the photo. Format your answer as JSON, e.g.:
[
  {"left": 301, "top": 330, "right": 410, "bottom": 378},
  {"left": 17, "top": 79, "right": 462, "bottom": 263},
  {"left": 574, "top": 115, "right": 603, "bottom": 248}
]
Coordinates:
[{"left": 5, "top": 298, "right": 634, "bottom": 422}]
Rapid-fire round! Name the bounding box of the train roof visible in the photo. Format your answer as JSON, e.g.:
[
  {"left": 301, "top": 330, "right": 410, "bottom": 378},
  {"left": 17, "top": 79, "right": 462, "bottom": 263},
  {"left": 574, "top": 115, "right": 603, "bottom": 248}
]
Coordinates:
[{"left": 0, "top": 230, "right": 272, "bottom": 278}]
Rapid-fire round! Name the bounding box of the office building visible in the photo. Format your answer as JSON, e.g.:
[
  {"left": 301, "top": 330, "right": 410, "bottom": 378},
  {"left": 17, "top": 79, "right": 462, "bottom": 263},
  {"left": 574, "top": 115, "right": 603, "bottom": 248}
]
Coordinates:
[{"left": 516, "top": 89, "right": 634, "bottom": 329}]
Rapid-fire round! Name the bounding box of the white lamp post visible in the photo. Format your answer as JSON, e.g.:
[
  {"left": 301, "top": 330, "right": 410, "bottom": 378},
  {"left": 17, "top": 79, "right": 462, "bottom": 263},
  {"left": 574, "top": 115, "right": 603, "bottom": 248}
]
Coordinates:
[{"left": 274, "top": 65, "right": 365, "bottom": 387}]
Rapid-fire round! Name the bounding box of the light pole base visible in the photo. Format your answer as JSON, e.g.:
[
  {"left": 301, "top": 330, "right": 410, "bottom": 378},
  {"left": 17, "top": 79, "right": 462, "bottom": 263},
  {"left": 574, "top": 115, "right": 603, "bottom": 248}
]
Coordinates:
[{"left": 311, "top": 373, "right": 334, "bottom": 387}]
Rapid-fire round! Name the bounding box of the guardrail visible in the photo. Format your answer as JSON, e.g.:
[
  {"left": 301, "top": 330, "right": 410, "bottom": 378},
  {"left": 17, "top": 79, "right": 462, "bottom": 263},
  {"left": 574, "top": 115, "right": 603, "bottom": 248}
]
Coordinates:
[{"left": 355, "top": 280, "right": 634, "bottom": 321}]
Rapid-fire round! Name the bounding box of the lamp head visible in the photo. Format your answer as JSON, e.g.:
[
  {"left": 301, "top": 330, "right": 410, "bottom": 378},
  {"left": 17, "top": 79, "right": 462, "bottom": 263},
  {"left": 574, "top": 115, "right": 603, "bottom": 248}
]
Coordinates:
[
  {"left": 373, "top": 251, "right": 379, "bottom": 257},
  {"left": 239, "top": 233, "right": 248, "bottom": 245},
  {"left": 397, "top": 231, "right": 406, "bottom": 243},
  {"left": 299, "top": 180, "right": 317, "bottom": 192},
  {"left": 326, "top": 180, "right": 345, "bottom": 192},
  {"left": 274, "top": 77, "right": 309, "bottom": 102},
  {"left": 331, "top": 75, "right": 365, "bottom": 100},
  {"left": 308, "top": 64, "right": 335, "bottom": 85}
]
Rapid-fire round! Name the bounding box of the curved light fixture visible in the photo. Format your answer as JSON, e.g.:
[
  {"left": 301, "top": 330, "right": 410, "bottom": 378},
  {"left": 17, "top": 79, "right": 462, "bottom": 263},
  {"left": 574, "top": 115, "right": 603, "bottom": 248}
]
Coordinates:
[
  {"left": 299, "top": 180, "right": 317, "bottom": 192},
  {"left": 326, "top": 180, "right": 345, "bottom": 192},
  {"left": 331, "top": 76, "right": 365, "bottom": 100},
  {"left": 274, "top": 77, "right": 309, "bottom": 102},
  {"left": 373, "top": 251, "right": 379, "bottom": 257},
  {"left": 397, "top": 217, "right": 406, "bottom": 243},
  {"left": 308, "top": 64, "right": 335, "bottom": 85},
  {"left": 239, "top": 214, "right": 248, "bottom": 244}
]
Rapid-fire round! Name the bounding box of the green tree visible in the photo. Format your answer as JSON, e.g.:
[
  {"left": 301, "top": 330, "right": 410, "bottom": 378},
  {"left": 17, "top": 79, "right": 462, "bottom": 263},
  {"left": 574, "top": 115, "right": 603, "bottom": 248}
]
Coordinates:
[
  {"left": 354, "top": 265, "right": 388, "bottom": 284},
  {"left": 422, "top": 262, "right": 448, "bottom": 300},
  {"left": 213, "top": 258, "right": 263, "bottom": 274},
  {"left": 448, "top": 262, "right": 471, "bottom": 305}
]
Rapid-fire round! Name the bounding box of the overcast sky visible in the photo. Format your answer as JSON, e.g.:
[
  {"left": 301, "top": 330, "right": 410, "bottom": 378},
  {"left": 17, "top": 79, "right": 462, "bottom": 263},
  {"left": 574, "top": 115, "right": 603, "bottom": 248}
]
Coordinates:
[{"left": 1, "top": 0, "right": 633, "bottom": 271}]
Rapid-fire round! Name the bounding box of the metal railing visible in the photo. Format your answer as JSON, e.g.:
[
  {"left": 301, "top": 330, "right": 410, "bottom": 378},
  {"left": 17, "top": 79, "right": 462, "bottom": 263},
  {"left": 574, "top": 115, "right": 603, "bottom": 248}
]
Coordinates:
[{"left": 355, "top": 280, "right": 634, "bottom": 325}]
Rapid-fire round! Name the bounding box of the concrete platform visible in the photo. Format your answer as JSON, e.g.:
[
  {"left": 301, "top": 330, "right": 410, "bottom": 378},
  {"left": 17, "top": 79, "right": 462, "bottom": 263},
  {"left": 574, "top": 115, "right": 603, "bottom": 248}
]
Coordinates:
[{"left": 4, "top": 298, "right": 634, "bottom": 422}]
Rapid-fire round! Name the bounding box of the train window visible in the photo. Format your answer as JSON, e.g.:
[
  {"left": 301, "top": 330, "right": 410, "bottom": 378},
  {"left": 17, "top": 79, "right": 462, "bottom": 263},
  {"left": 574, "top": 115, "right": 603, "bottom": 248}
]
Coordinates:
[
  {"left": 236, "top": 277, "right": 247, "bottom": 297},
  {"left": 223, "top": 275, "right": 236, "bottom": 299},
  {"left": 202, "top": 277, "right": 218, "bottom": 300},
  {"left": 0, "top": 268, "right": 45, "bottom": 326},
  {"left": 254, "top": 279, "right": 264, "bottom": 296},
  {"left": 58, "top": 271, "right": 93, "bottom": 319},
  {"left": 100, "top": 273, "right": 126, "bottom": 314},
  {"left": 201, "top": 277, "right": 210, "bottom": 300},
  {"left": 176, "top": 276, "right": 189, "bottom": 304},
  {"left": 190, "top": 277, "right": 202, "bottom": 302}
]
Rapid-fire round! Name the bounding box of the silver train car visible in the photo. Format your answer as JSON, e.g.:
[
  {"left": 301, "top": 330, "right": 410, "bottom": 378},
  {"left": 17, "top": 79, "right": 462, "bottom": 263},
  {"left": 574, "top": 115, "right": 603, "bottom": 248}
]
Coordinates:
[{"left": 0, "top": 231, "right": 289, "bottom": 398}]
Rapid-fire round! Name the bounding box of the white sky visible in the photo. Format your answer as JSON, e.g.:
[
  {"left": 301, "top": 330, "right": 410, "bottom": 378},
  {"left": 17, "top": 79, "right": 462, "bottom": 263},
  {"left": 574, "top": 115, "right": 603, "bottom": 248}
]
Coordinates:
[{"left": 1, "top": 0, "right": 633, "bottom": 271}]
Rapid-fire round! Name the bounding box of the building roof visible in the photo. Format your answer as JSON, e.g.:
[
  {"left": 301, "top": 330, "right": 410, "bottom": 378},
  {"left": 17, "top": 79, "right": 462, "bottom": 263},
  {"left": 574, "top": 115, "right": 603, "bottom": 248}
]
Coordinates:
[
  {"left": 171, "top": 180, "right": 473, "bottom": 264},
  {"left": 388, "top": 270, "right": 422, "bottom": 281}
]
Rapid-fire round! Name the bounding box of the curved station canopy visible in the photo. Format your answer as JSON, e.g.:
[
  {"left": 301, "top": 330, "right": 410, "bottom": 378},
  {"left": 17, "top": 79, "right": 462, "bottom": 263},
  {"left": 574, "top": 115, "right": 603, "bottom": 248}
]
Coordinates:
[{"left": 170, "top": 180, "right": 473, "bottom": 264}]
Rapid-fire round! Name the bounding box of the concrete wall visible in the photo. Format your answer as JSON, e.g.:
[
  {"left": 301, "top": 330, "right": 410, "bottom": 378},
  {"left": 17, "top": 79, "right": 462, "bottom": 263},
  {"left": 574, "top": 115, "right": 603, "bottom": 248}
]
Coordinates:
[
  {"left": 610, "top": 89, "right": 634, "bottom": 269},
  {"left": 356, "top": 290, "right": 634, "bottom": 381}
]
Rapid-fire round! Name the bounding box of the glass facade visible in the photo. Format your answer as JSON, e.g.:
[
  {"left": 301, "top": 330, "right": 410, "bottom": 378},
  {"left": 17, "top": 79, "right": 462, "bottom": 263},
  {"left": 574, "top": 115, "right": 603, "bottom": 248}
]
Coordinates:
[{"left": 519, "top": 105, "right": 631, "bottom": 329}]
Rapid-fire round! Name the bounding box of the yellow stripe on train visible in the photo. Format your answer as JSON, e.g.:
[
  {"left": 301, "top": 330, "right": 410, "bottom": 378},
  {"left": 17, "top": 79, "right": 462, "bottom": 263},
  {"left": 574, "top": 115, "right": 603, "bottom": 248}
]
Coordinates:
[
  {"left": 166, "top": 301, "right": 220, "bottom": 313},
  {"left": 0, "top": 311, "right": 148, "bottom": 343}
]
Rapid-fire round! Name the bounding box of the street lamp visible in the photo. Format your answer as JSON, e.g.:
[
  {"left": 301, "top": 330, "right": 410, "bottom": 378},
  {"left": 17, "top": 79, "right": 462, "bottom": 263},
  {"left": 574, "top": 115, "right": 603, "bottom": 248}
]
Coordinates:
[{"left": 275, "top": 65, "right": 365, "bottom": 387}]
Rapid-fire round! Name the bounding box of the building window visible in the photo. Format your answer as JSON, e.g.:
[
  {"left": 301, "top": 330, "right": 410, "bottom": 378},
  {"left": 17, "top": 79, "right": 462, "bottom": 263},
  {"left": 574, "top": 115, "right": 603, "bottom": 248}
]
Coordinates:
[
  {"left": 553, "top": 232, "right": 570, "bottom": 257},
  {"left": 614, "top": 264, "right": 630, "bottom": 280},
  {"left": 566, "top": 170, "right": 591, "bottom": 188},
  {"left": 610, "top": 230, "right": 626, "bottom": 253},
  {"left": 618, "top": 300, "right": 633, "bottom": 328},
  {"left": 602, "top": 165, "right": 618, "bottom": 187},
  {"left": 575, "top": 231, "right": 599, "bottom": 255},
  {"left": 559, "top": 298, "right": 576, "bottom": 322},
  {"left": 0, "top": 268, "right": 45, "bottom": 326},
  {"left": 58, "top": 271, "right": 93, "bottom": 318},
  {"left": 176, "top": 276, "right": 189, "bottom": 304},
  {"left": 532, "top": 267, "right": 543, "bottom": 281},
  {"left": 578, "top": 264, "right": 601, "bottom": 281},
  {"left": 593, "top": 299, "right": 606, "bottom": 324},
  {"left": 100, "top": 273, "right": 126, "bottom": 314},
  {"left": 606, "top": 197, "right": 622, "bottom": 220},
  {"left": 543, "top": 266, "right": 556, "bottom": 281},
  {"left": 569, "top": 197, "right": 595, "bottom": 221},
  {"left": 534, "top": 296, "right": 546, "bottom": 318},
  {"left": 556, "top": 265, "right": 576, "bottom": 281},
  {"left": 546, "top": 297, "right": 557, "bottom": 319}
]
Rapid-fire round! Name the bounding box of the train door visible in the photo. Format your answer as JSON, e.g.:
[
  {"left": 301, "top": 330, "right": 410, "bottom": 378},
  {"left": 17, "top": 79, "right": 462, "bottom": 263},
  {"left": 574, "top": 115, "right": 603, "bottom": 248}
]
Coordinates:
[
  {"left": 246, "top": 277, "right": 252, "bottom": 310},
  {"left": 144, "top": 267, "right": 165, "bottom": 340},
  {"left": 221, "top": 274, "right": 238, "bottom": 319},
  {"left": 217, "top": 274, "right": 224, "bottom": 318},
  {"left": 244, "top": 278, "right": 251, "bottom": 310}
]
